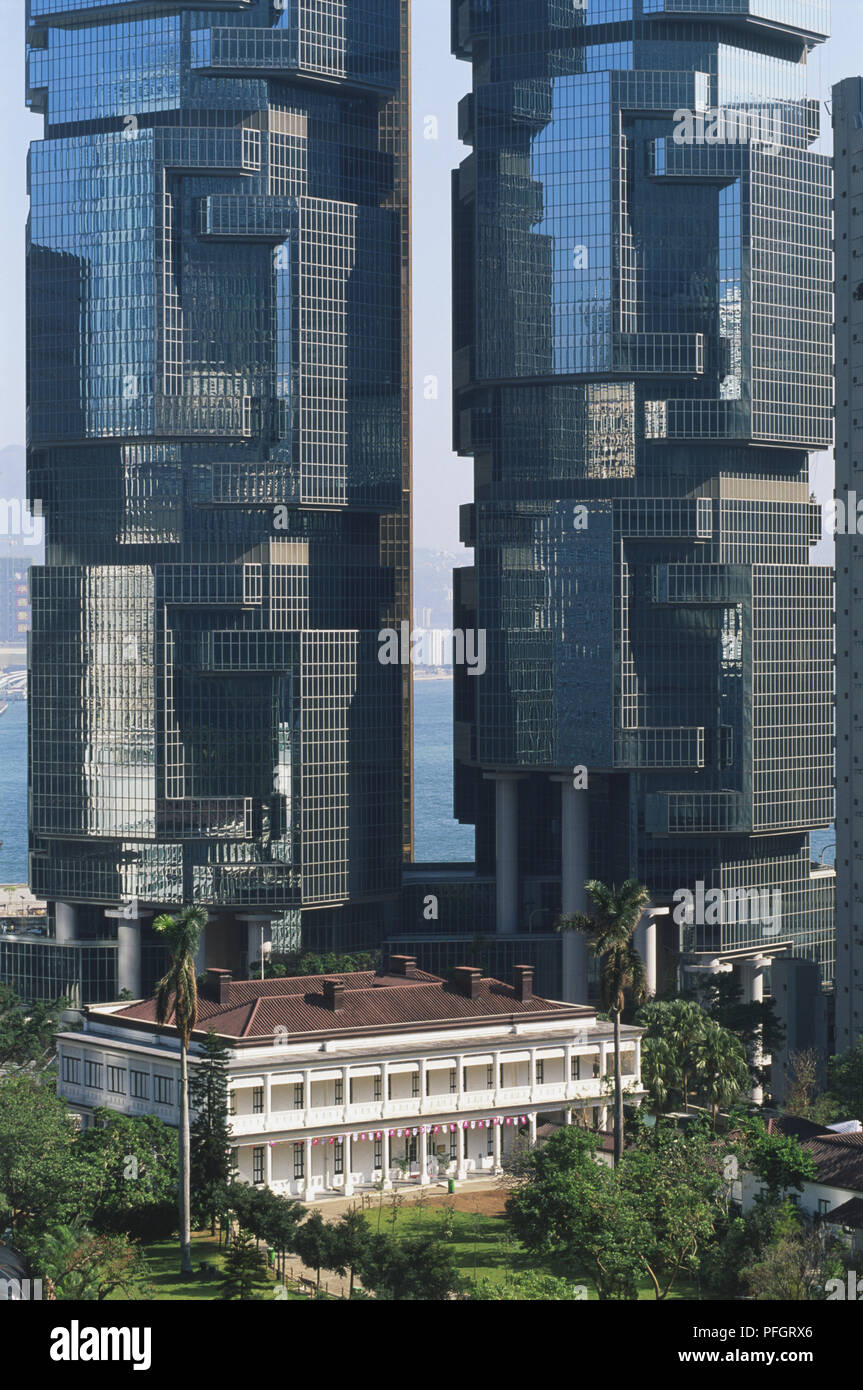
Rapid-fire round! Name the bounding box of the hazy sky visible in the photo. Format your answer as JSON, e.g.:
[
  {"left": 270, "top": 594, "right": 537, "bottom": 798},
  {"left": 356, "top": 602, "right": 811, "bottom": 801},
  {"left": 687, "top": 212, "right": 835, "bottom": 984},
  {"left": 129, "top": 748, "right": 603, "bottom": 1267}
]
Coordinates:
[{"left": 1, "top": 1, "right": 860, "bottom": 553}]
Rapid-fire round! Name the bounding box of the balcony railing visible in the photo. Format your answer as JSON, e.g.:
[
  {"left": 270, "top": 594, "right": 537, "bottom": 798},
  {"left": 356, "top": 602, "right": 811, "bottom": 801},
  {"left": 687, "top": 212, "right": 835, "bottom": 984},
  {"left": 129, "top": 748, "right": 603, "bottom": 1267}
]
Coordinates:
[{"left": 227, "top": 1077, "right": 620, "bottom": 1136}]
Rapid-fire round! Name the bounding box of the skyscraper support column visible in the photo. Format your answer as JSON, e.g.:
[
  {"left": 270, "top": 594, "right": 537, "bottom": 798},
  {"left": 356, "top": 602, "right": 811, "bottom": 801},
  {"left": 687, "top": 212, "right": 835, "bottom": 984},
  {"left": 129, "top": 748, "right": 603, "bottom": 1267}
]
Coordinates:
[
  {"left": 54, "top": 902, "right": 76, "bottom": 944},
  {"left": 554, "top": 778, "right": 589, "bottom": 1004},
  {"left": 105, "top": 903, "right": 150, "bottom": 1000},
  {"left": 634, "top": 916, "right": 657, "bottom": 999},
  {"left": 742, "top": 956, "right": 768, "bottom": 1106},
  {"left": 485, "top": 774, "right": 523, "bottom": 936}
]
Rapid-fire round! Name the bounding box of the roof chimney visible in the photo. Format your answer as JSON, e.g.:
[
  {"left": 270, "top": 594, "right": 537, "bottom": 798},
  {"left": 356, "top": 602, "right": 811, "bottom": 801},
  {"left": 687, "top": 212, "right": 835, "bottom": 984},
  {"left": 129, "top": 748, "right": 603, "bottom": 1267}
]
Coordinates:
[
  {"left": 206, "top": 968, "right": 233, "bottom": 1007},
  {"left": 389, "top": 954, "right": 418, "bottom": 979},
  {"left": 453, "top": 966, "right": 482, "bottom": 999},
  {"left": 513, "top": 965, "right": 534, "bottom": 1002},
  {"left": 322, "top": 979, "right": 345, "bottom": 1011}
]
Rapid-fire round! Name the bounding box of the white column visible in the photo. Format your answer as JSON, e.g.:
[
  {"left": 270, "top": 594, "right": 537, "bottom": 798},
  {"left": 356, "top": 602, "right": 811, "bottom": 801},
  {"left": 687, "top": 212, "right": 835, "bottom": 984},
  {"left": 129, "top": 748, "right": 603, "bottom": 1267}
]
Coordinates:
[
  {"left": 489, "top": 774, "right": 520, "bottom": 935},
  {"left": 456, "top": 1054, "right": 464, "bottom": 1109},
  {"left": 303, "top": 1138, "right": 313, "bottom": 1198},
  {"left": 493, "top": 1121, "right": 502, "bottom": 1173},
  {"left": 493, "top": 1050, "right": 501, "bottom": 1098},
  {"left": 263, "top": 1074, "right": 272, "bottom": 1117},
  {"left": 265, "top": 1142, "right": 273, "bottom": 1189},
  {"left": 634, "top": 913, "right": 658, "bottom": 998},
  {"left": 382, "top": 1129, "right": 393, "bottom": 1189},
  {"left": 528, "top": 1113, "right": 537, "bottom": 1147},
  {"left": 419, "top": 1058, "right": 428, "bottom": 1107},
  {"left": 559, "top": 780, "right": 589, "bottom": 1003},
  {"left": 419, "top": 1129, "right": 429, "bottom": 1186},
  {"left": 54, "top": 902, "right": 76, "bottom": 943},
  {"left": 743, "top": 957, "right": 767, "bottom": 1106},
  {"left": 344, "top": 1134, "right": 354, "bottom": 1196},
  {"left": 116, "top": 921, "right": 142, "bottom": 999},
  {"left": 457, "top": 1125, "right": 467, "bottom": 1180},
  {"left": 529, "top": 1047, "right": 537, "bottom": 1097}
]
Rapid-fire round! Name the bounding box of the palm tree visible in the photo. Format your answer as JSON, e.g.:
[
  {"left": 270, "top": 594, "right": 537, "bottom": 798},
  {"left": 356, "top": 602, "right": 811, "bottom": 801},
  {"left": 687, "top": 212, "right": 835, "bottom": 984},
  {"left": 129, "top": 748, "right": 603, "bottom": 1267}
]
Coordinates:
[
  {"left": 695, "top": 1019, "right": 750, "bottom": 1129},
  {"left": 153, "top": 905, "right": 208, "bottom": 1274},
  {"left": 558, "top": 879, "right": 650, "bottom": 1167}
]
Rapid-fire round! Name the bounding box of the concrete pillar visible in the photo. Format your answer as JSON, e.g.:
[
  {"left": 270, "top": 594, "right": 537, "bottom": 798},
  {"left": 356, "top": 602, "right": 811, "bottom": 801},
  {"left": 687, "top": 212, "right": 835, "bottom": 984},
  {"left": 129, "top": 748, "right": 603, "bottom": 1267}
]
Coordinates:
[
  {"left": 117, "top": 922, "right": 142, "bottom": 999},
  {"left": 419, "top": 1129, "right": 429, "bottom": 1186},
  {"left": 54, "top": 902, "right": 76, "bottom": 943},
  {"left": 634, "top": 914, "right": 658, "bottom": 998},
  {"left": 490, "top": 775, "right": 520, "bottom": 935},
  {"left": 558, "top": 780, "right": 589, "bottom": 1003},
  {"left": 457, "top": 1126, "right": 467, "bottom": 1180},
  {"left": 265, "top": 1141, "right": 273, "bottom": 1189},
  {"left": 528, "top": 1112, "right": 537, "bottom": 1147},
  {"left": 456, "top": 1054, "right": 464, "bottom": 1109},
  {"left": 743, "top": 957, "right": 767, "bottom": 1106},
  {"left": 493, "top": 1121, "right": 502, "bottom": 1174},
  {"left": 382, "top": 1129, "right": 392, "bottom": 1189},
  {"left": 303, "top": 1138, "right": 313, "bottom": 1198},
  {"left": 344, "top": 1134, "right": 354, "bottom": 1197}
]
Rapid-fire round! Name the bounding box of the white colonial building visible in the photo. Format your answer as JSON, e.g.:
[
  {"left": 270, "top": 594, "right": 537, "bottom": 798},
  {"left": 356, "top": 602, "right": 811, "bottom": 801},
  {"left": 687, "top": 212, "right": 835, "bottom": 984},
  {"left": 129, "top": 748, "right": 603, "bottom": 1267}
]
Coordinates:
[{"left": 55, "top": 957, "right": 644, "bottom": 1199}]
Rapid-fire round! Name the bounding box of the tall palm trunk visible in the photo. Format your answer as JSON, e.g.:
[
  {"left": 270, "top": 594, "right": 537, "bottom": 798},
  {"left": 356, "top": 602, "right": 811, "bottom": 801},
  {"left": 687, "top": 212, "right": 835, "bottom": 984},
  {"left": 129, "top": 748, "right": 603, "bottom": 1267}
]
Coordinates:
[
  {"left": 179, "top": 1042, "right": 192, "bottom": 1274},
  {"left": 613, "top": 1008, "right": 623, "bottom": 1168}
]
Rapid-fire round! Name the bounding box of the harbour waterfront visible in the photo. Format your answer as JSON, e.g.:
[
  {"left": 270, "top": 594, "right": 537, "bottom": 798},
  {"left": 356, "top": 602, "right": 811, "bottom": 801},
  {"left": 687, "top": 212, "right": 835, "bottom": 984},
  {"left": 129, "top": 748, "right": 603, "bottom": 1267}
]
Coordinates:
[{"left": 413, "top": 676, "right": 474, "bottom": 862}]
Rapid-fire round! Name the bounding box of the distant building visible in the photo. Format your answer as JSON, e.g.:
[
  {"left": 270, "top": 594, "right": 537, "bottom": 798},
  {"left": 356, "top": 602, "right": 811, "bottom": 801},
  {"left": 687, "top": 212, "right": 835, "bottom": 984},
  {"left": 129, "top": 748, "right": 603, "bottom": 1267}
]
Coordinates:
[
  {"left": 834, "top": 77, "right": 863, "bottom": 1052},
  {"left": 55, "top": 956, "right": 643, "bottom": 1198},
  {"left": 0, "top": 557, "right": 31, "bottom": 644}
]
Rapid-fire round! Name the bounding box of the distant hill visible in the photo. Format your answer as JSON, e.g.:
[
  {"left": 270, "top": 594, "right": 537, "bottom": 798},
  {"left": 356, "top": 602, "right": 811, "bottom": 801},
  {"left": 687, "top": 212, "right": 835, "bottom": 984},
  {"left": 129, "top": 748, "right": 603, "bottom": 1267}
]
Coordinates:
[{"left": 0, "top": 445, "right": 25, "bottom": 498}]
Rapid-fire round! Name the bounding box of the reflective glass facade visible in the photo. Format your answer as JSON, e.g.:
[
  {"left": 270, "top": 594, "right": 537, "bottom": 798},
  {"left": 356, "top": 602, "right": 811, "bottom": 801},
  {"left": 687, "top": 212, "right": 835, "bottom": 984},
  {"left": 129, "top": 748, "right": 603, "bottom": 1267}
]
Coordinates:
[
  {"left": 450, "top": 0, "right": 834, "bottom": 988},
  {"left": 25, "top": 0, "right": 412, "bottom": 988}
]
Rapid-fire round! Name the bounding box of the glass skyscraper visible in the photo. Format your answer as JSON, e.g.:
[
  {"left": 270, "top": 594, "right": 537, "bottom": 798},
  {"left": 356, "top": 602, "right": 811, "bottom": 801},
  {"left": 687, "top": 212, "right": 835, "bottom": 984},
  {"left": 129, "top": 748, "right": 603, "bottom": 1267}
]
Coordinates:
[
  {"left": 24, "top": 0, "right": 412, "bottom": 999},
  {"left": 418, "top": 0, "right": 835, "bottom": 1002}
]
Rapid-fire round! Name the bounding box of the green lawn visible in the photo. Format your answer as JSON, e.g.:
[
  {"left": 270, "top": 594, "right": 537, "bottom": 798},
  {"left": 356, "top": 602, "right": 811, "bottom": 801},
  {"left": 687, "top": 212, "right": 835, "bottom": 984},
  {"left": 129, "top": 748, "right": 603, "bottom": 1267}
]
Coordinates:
[
  {"left": 363, "top": 1200, "right": 697, "bottom": 1300},
  {"left": 115, "top": 1232, "right": 304, "bottom": 1301}
]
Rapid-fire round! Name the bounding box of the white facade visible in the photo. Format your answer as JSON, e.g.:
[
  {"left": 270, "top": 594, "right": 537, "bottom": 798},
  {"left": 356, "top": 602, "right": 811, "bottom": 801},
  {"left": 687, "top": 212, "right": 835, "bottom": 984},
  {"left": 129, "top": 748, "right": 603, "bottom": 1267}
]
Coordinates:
[{"left": 56, "top": 1009, "right": 643, "bottom": 1199}]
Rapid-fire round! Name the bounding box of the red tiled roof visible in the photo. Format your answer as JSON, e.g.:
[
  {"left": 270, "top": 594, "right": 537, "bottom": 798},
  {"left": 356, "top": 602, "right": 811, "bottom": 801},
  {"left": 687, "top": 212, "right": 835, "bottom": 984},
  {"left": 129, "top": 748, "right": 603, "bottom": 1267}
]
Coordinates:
[
  {"left": 802, "top": 1133, "right": 863, "bottom": 1192},
  {"left": 111, "top": 970, "right": 589, "bottom": 1042}
]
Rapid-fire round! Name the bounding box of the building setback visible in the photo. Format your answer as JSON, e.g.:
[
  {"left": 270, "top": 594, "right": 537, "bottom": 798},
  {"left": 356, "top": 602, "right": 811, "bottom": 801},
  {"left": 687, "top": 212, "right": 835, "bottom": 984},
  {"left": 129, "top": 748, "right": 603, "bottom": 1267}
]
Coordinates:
[
  {"left": 24, "top": 0, "right": 412, "bottom": 1003},
  {"left": 54, "top": 955, "right": 643, "bottom": 1197},
  {"left": 394, "top": 0, "right": 836, "bottom": 1006},
  {"left": 833, "top": 75, "right": 863, "bottom": 1053}
]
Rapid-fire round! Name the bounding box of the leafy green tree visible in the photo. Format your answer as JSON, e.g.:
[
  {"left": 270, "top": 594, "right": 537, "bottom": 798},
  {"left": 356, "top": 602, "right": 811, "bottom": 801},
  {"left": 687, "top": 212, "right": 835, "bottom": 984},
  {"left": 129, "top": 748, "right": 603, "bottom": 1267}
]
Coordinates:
[
  {"left": 356, "top": 1233, "right": 464, "bottom": 1300},
  {"left": 469, "top": 1272, "right": 588, "bottom": 1301},
  {"left": 153, "top": 904, "right": 208, "bottom": 1274},
  {"left": 20, "top": 1221, "right": 150, "bottom": 1301},
  {"left": 637, "top": 999, "right": 707, "bottom": 1113},
  {"left": 619, "top": 1123, "right": 724, "bottom": 1298},
  {"left": 559, "top": 879, "right": 650, "bottom": 1165},
  {"left": 735, "top": 1115, "right": 818, "bottom": 1199},
  {"left": 824, "top": 1039, "right": 863, "bottom": 1121},
  {"left": 505, "top": 1127, "right": 644, "bottom": 1299},
  {"left": 738, "top": 1203, "right": 846, "bottom": 1301},
  {"left": 293, "top": 1210, "right": 336, "bottom": 1290},
  {"left": 189, "top": 1028, "right": 233, "bottom": 1233},
  {"left": 507, "top": 1122, "right": 729, "bottom": 1300},
  {"left": 694, "top": 1020, "right": 749, "bottom": 1127},
  {"left": 0, "top": 985, "right": 68, "bottom": 1071},
  {"left": 222, "top": 1182, "right": 304, "bottom": 1272},
  {"left": 220, "top": 1227, "right": 266, "bottom": 1301},
  {"left": 0, "top": 1074, "right": 86, "bottom": 1234},
  {"left": 329, "top": 1207, "right": 371, "bottom": 1299},
  {"left": 698, "top": 972, "right": 785, "bottom": 1085},
  {"left": 75, "top": 1110, "right": 178, "bottom": 1240}
]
